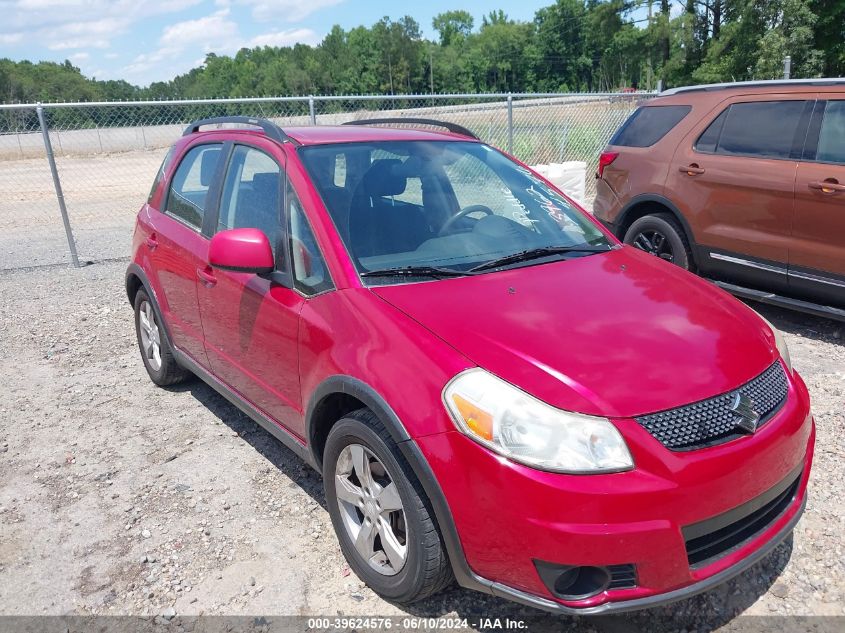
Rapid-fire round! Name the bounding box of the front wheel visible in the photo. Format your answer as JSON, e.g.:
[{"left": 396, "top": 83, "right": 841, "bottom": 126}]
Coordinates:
[
  {"left": 624, "top": 213, "right": 693, "bottom": 271},
  {"left": 323, "top": 409, "right": 453, "bottom": 604}
]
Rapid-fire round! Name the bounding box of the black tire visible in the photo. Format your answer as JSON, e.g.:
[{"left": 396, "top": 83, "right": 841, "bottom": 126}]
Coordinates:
[
  {"left": 133, "top": 288, "right": 191, "bottom": 387},
  {"left": 323, "top": 409, "right": 453, "bottom": 604},
  {"left": 624, "top": 212, "right": 693, "bottom": 271}
]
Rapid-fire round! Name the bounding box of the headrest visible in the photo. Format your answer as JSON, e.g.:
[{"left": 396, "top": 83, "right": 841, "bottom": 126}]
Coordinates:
[
  {"left": 251, "top": 172, "right": 279, "bottom": 197},
  {"left": 363, "top": 159, "right": 406, "bottom": 197},
  {"left": 200, "top": 148, "right": 221, "bottom": 187}
]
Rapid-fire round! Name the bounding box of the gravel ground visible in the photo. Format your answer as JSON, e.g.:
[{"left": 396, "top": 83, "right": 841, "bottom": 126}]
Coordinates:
[{"left": 0, "top": 260, "right": 842, "bottom": 632}]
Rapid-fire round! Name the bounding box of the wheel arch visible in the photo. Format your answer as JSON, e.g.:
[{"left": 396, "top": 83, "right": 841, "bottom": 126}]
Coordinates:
[
  {"left": 305, "top": 375, "right": 412, "bottom": 471},
  {"left": 305, "top": 375, "right": 489, "bottom": 595},
  {"left": 616, "top": 194, "right": 699, "bottom": 268}
]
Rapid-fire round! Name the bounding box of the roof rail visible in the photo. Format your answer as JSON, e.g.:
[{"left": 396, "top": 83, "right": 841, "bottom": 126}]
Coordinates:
[
  {"left": 182, "top": 116, "right": 300, "bottom": 145},
  {"left": 660, "top": 78, "right": 845, "bottom": 96},
  {"left": 342, "top": 117, "right": 480, "bottom": 140}
]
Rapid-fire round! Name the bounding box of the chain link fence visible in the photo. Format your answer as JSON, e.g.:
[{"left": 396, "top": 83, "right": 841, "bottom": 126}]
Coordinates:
[{"left": 0, "top": 92, "right": 654, "bottom": 270}]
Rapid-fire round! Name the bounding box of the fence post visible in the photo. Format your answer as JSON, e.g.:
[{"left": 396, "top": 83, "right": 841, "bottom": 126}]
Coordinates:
[
  {"left": 309, "top": 96, "right": 316, "bottom": 125},
  {"left": 783, "top": 56, "right": 792, "bottom": 80},
  {"left": 36, "top": 104, "right": 80, "bottom": 268},
  {"left": 507, "top": 93, "right": 514, "bottom": 155}
]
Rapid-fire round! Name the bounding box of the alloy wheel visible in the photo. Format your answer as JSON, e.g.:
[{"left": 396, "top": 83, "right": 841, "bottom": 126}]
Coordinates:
[
  {"left": 138, "top": 300, "right": 162, "bottom": 371},
  {"left": 334, "top": 443, "right": 408, "bottom": 576},
  {"left": 633, "top": 229, "right": 675, "bottom": 262}
]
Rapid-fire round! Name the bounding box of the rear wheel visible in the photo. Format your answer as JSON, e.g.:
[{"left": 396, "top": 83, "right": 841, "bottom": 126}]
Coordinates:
[
  {"left": 323, "top": 409, "right": 453, "bottom": 604},
  {"left": 624, "top": 212, "right": 693, "bottom": 271},
  {"left": 133, "top": 289, "right": 191, "bottom": 386}
]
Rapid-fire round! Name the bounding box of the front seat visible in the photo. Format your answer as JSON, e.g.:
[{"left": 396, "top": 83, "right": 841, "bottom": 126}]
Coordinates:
[{"left": 348, "top": 159, "right": 432, "bottom": 259}]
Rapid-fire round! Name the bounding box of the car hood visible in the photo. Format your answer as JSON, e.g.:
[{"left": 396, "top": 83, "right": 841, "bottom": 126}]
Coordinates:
[{"left": 371, "top": 247, "right": 778, "bottom": 418}]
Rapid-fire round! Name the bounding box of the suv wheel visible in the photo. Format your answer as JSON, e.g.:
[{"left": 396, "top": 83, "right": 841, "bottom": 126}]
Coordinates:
[
  {"left": 133, "top": 288, "right": 191, "bottom": 386},
  {"left": 323, "top": 409, "right": 453, "bottom": 604},
  {"left": 624, "top": 213, "right": 693, "bottom": 270}
]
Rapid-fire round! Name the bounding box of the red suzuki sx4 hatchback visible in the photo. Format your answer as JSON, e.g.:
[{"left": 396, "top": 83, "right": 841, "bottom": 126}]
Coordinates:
[{"left": 126, "top": 116, "right": 814, "bottom": 615}]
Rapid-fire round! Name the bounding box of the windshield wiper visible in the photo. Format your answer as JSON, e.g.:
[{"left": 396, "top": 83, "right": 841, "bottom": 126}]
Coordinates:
[
  {"left": 469, "top": 244, "right": 612, "bottom": 272},
  {"left": 360, "top": 265, "right": 472, "bottom": 279}
]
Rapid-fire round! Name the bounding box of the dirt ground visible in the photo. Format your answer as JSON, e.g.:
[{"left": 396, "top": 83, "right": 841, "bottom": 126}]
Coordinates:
[{"left": 0, "top": 260, "right": 843, "bottom": 632}]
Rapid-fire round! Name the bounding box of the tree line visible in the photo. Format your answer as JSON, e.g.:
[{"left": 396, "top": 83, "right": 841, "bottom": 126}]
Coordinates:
[{"left": 1, "top": 0, "right": 843, "bottom": 105}]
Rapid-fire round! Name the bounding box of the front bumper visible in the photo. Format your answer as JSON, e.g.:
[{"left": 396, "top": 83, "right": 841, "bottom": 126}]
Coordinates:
[
  {"left": 415, "top": 368, "right": 814, "bottom": 614},
  {"left": 489, "top": 494, "right": 806, "bottom": 615}
]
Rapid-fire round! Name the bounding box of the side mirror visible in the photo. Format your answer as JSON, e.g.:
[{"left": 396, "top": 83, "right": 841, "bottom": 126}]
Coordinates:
[{"left": 208, "top": 228, "right": 274, "bottom": 274}]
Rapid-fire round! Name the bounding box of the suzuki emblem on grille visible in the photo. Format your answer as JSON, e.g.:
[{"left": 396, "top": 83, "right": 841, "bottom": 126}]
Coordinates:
[{"left": 730, "top": 393, "right": 761, "bottom": 434}]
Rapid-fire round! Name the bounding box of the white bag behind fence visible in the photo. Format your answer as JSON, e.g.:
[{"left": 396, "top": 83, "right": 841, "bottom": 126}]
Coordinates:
[{"left": 532, "top": 161, "right": 587, "bottom": 206}]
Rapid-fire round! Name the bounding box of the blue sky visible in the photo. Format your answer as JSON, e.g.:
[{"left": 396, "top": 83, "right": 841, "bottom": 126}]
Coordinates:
[{"left": 0, "top": 0, "right": 555, "bottom": 87}]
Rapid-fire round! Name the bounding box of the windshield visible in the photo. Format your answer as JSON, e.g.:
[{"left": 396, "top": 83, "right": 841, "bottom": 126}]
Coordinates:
[{"left": 299, "top": 141, "right": 613, "bottom": 283}]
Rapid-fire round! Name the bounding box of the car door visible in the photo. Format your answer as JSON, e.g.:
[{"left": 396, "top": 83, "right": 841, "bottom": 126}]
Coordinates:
[
  {"left": 147, "top": 142, "right": 225, "bottom": 366},
  {"left": 666, "top": 96, "right": 812, "bottom": 293},
  {"left": 791, "top": 97, "right": 845, "bottom": 308},
  {"left": 197, "top": 141, "right": 312, "bottom": 437}
]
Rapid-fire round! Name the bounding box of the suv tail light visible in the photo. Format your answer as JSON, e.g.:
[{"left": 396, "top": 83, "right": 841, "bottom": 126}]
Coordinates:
[{"left": 597, "top": 151, "right": 619, "bottom": 178}]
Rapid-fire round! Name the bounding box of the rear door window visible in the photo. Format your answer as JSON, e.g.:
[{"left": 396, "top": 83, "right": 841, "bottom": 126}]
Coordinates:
[
  {"left": 609, "top": 105, "right": 691, "bottom": 147},
  {"left": 702, "top": 101, "right": 809, "bottom": 159},
  {"left": 166, "top": 144, "right": 223, "bottom": 229}
]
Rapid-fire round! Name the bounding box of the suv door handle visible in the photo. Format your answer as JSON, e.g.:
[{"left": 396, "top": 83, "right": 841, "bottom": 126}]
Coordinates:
[
  {"left": 808, "top": 179, "right": 845, "bottom": 194},
  {"left": 680, "top": 164, "right": 705, "bottom": 176},
  {"left": 145, "top": 234, "right": 159, "bottom": 250},
  {"left": 196, "top": 267, "right": 217, "bottom": 287}
]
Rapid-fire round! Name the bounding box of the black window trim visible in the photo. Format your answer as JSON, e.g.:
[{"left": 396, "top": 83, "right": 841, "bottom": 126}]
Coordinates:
[
  {"left": 164, "top": 140, "right": 228, "bottom": 235},
  {"left": 692, "top": 99, "right": 815, "bottom": 163}
]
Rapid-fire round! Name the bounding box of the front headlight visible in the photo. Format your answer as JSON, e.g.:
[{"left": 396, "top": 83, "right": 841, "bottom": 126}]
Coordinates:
[
  {"left": 755, "top": 312, "right": 792, "bottom": 373},
  {"left": 442, "top": 368, "right": 633, "bottom": 474}
]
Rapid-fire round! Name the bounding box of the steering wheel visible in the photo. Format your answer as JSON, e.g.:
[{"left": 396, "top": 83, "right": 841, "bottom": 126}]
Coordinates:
[{"left": 438, "top": 204, "right": 495, "bottom": 236}]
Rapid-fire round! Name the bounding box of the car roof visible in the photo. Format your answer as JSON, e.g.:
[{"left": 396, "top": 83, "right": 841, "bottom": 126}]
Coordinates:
[{"left": 189, "top": 124, "right": 478, "bottom": 146}]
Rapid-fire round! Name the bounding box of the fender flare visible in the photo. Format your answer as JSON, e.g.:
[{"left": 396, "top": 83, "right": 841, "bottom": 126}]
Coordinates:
[{"left": 305, "top": 375, "right": 490, "bottom": 595}]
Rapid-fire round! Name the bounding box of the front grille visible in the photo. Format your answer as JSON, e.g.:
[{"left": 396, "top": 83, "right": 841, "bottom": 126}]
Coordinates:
[
  {"left": 607, "top": 564, "right": 637, "bottom": 590},
  {"left": 682, "top": 466, "right": 802, "bottom": 568},
  {"left": 635, "top": 361, "right": 788, "bottom": 451}
]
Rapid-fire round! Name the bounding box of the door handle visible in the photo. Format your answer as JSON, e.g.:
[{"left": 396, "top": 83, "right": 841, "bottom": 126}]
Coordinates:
[
  {"left": 679, "top": 164, "right": 705, "bottom": 176},
  {"left": 196, "top": 267, "right": 217, "bottom": 287},
  {"left": 808, "top": 179, "right": 845, "bottom": 194},
  {"left": 145, "top": 234, "right": 159, "bottom": 250}
]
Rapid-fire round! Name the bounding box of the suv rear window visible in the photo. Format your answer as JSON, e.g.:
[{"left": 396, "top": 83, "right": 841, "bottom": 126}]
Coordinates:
[
  {"left": 609, "top": 105, "right": 691, "bottom": 147},
  {"left": 696, "top": 100, "right": 809, "bottom": 159}
]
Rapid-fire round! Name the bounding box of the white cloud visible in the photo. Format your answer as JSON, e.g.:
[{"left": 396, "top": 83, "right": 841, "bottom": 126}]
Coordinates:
[
  {"left": 248, "top": 28, "right": 318, "bottom": 48},
  {"left": 231, "top": 0, "right": 343, "bottom": 22},
  {"left": 68, "top": 51, "right": 90, "bottom": 62},
  {"left": 0, "top": 32, "right": 23, "bottom": 45},
  {"left": 123, "top": 8, "right": 320, "bottom": 83},
  {"left": 49, "top": 39, "right": 110, "bottom": 50},
  {"left": 159, "top": 9, "right": 240, "bottom": 49},
  {"left": 0, "top": 1, "right": 204, "bottom": 50}
]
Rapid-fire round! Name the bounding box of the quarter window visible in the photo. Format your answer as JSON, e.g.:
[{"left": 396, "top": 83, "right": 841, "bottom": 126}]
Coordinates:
[
  {"left": 703, "top": 101, "right": 808, "bottom": 159},
  {"left": 609, "top": 105, "right": 691, "bottom": 147},
  {"left": 816, "top": 101, "right": 845, "bottom": 165},
  {"left": 217, "top": 145, "right": 283, "bottom": 254},
  {"left": 166, "top": 144, "right": 223, "bottom": 229}
]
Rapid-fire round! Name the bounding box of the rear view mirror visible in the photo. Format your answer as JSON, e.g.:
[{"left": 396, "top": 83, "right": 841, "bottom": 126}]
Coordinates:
[{"left": 208, "top": 228, "right": 274, "bottom": 274}]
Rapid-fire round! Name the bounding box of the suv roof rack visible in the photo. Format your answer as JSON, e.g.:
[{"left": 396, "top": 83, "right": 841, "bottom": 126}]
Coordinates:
[
  {"left": 183, "top": 116, "right": 300, "bottom": 145},
  {"left": 342, "top": 117, "right": 480, "bottom": 140},
  {"left": 661, "top": 78, "right": 845, "bottom": 96}
]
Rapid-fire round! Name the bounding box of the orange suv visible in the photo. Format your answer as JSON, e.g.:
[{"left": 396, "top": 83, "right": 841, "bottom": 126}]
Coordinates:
[{"left": 594, "top": 79, "right": 845, "bottom": 321}]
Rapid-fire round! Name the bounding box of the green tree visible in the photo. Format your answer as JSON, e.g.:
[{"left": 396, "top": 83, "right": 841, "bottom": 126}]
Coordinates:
[{"left": 432, "top": 10, "right": 474, "bottom": 46}]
